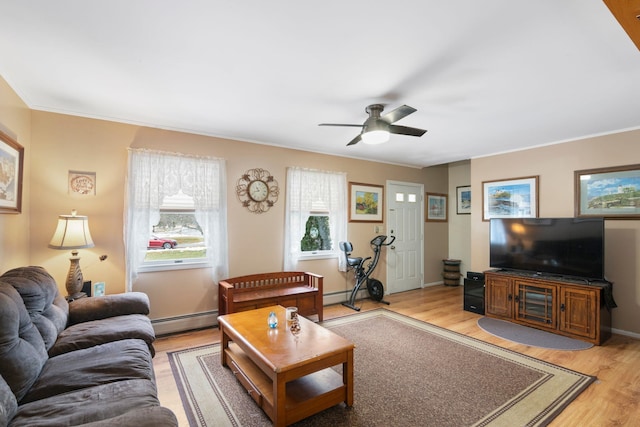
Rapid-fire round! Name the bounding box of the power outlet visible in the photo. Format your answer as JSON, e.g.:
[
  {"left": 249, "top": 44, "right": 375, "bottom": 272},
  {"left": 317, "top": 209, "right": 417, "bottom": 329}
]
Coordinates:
[{"left": 374, "top": 225, "right": 384, "bottom": 234}]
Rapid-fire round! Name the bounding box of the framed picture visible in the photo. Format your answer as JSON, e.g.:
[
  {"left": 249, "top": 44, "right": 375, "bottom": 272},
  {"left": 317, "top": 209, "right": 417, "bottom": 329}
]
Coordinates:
[
  {"left": 69, "top": 170, "right": 97, "bottom": 195},
  {"left": 0, "top": 130, "right": 24, "bottom": 214},
  {"left": 482, "top": 176, "right": 539, "bottom": 221},
  {"left": 426, "top": 192, "right": 447, "bottom": 222},
  {"left": 575, "top": 164, "right": 640, "bottom": 218},
  {"left": 93, "top": 282, "right": 106, "bottom": 297},
  {"left": 349, "top": 182, "right": 383, "bottom": 223},
  {"left": 456, "top": 185, "right": 471, "bottom": 214}
]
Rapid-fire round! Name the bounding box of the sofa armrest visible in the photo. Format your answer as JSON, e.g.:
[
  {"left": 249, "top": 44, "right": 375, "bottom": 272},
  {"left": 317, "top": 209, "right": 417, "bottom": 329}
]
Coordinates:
[{"left": 68, "top": 292, "right": 150, "bottom": 325}]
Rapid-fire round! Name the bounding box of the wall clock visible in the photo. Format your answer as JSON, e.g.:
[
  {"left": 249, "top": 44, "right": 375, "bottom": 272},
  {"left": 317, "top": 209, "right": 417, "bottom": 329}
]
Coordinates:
[{"left": 236, "top": 168, "right": 279, "bottom": 213}]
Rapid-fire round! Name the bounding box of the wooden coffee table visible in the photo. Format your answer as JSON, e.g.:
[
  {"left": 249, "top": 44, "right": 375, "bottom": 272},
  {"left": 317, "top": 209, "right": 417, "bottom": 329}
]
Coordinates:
[{"left": 218, "top": 305, "right": 354, "bottom": 426}]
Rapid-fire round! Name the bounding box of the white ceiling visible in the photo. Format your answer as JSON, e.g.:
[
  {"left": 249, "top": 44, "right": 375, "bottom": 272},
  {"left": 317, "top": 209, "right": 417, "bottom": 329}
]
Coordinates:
[{"left": 1, "top": 1, "right": 640, "bottom": 168}]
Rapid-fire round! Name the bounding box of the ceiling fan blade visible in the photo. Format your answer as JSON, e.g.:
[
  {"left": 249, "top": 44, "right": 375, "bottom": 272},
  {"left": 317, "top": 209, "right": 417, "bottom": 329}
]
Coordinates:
[
  {"left": 388, "top": 124, "right": 427, "bottom": 137},
  {"left": 382, "top": 105, "right": 417, "bottom": 123},
  {"left": 346, "top": 134, "right": 362, "bottom": 146},
  {"left": 318, "top": 123, "right": 364, "bottom": 128}
]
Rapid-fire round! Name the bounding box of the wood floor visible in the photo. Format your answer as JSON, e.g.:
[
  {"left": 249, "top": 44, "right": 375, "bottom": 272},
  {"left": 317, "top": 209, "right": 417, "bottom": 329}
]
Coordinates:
[{"left": 153, "top": 285, "right": 640, "bottom": 426}]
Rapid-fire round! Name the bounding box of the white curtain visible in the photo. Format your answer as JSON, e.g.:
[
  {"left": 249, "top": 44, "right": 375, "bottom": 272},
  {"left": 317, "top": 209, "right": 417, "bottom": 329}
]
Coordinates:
[
  {"left": 124, "top": 148, "right": 228, "bottom": 291},
  {"left": 284, "top": 167, "right": 347, "bottom": 271}
]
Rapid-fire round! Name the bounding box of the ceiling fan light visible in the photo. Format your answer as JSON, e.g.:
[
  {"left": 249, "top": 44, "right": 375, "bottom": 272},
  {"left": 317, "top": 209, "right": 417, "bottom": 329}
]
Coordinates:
[{"left": 361, "top": 130, "right": 390, "bottom": 144}]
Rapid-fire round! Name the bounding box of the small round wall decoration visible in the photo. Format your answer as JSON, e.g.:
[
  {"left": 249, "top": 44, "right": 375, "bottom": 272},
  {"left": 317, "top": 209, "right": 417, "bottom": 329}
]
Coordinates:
[
  {"left": 236, "top": 168, "right": 279, "bottom": 213},
  {"left": 69, "top": 170, "right": 96, "bottom": 195}
]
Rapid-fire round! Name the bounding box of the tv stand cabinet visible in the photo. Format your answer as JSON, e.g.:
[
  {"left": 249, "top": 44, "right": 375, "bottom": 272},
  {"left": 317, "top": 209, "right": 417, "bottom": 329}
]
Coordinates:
[{"left": 484, "top": 271, "right": 612, "bottom": 345}]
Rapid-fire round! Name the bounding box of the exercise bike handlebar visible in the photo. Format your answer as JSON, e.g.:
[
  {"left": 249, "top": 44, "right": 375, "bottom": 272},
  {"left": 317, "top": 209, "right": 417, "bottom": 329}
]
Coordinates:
[{"left": 370, "top": 234, "right": 396, "bottom": 247}]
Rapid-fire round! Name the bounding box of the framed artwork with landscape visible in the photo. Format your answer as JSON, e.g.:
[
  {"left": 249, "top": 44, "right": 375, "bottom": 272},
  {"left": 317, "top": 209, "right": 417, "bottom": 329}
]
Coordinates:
[
  {"left": 0, "top": 130, "right": 24, "bottom": 214},
  {"left": 349, "top": 182, "right": 383, "bottom": 223},
  {"left": 426, "top": 192, "right": 447, "bottom": 222},
  {"left": 456, "top": 185, "right": 471, "bottom": 214},
  {"left": 482, "top": 176, "right": 538, "bottom": 221},
  {"left": 575, "top": 164, "right": 640, "bottom": 219}
]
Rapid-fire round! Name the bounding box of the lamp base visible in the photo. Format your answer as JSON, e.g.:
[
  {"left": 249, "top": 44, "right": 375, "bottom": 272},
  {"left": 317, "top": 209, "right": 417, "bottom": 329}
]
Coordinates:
[
  {"left": 65, "top": 292, "right": 87, "bottom": 302},
  {"left": 66, "top": 252, "right": 85, "bottom": 298}
]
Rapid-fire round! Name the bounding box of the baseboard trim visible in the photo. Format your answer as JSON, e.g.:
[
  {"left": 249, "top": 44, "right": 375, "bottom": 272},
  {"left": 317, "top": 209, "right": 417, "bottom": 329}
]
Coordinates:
[
  {"left": 612, "top": 327, "right": 640, "bottom": 340},
  {"left": 422, "top": 281, "right": 443, "bottom": 288}
]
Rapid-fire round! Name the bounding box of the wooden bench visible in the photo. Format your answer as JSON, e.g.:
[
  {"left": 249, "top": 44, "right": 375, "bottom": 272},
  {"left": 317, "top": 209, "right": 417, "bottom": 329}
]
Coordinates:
[{"left": 218, "top": 272, "right": 323, "bottom": 321}]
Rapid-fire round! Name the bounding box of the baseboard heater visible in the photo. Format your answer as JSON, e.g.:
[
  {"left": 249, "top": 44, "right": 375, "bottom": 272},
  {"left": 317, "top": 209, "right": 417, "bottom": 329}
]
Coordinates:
[
  {"left": 323, "top": 288, "right": 370, "bottom": 306},
  {"left": 151, "top": 310, "right": 218, "bottom": 336}
]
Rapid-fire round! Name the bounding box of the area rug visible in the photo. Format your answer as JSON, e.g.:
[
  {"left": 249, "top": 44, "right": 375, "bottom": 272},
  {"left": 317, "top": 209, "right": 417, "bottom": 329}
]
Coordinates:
[
  {"left": 477, "top": 317, "right": 594, "bottom": 350},
  {"left": 168, "top": 310, "right": 594, "bottom": 427}
]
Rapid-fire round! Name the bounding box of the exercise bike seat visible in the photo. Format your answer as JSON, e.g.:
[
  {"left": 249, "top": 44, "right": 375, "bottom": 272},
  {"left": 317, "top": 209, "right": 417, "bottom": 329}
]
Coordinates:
[{"left": 339, "top": 241, "right": 366, "bottom": 269}]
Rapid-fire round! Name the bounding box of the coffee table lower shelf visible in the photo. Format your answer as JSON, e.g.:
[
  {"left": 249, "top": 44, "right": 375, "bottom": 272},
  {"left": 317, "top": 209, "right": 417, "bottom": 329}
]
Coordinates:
[{"left": 225, "top": 343, "right": 347, "bottom": 425}]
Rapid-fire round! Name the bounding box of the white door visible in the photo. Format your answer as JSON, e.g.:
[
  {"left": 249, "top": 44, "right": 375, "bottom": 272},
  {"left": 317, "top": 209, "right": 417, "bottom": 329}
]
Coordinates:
[{"left": 386, "top": 181, "right": 424, "bottom": 294}]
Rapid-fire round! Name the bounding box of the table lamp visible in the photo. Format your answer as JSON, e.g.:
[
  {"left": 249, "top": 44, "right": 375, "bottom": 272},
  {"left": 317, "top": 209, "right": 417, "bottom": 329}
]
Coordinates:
[{"left": 48, "top": 210, "right": 95, "bottom": 299}]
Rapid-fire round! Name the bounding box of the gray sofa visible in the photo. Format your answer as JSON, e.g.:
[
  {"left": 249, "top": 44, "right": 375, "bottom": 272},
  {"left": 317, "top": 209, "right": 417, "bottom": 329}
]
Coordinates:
[{"left": 0, "top": 266, "right": 177, "bottom": 426}]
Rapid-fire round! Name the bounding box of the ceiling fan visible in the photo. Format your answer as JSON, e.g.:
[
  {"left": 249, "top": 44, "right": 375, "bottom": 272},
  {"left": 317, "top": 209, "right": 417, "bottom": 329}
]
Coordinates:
[{"left": 319, "top": 104, "right": 427, "bottom": 146}]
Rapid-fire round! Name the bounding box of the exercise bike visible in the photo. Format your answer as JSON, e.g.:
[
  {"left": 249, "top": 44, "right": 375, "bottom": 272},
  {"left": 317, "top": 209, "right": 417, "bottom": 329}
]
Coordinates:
[{"left": 339, "top": 235, "right": 396, "bottom": 311}]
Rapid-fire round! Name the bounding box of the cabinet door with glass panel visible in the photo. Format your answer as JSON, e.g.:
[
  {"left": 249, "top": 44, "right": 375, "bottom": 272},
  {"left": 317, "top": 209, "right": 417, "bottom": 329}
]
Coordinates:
[{"left": 514, "top": 279, "right": 556, "bottom": 330}]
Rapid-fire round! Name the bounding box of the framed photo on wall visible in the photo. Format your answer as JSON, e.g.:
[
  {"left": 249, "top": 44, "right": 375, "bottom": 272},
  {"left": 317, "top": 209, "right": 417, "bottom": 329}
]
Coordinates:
[
  {"left": 93, "top": 282, "right": 106, "bottom": 297},
  {"left": 575, "top": 164, "right": 640, "bottom": 218},
  {"left": 0, "top": 130, "right": 24, "bottom": 214},
  {"left": 456, "top": 185, "right": 471, "bottom": 214},
  {"left": 349, "top": 182, "right": 383, "bottom": 223},
  {"left": 426, "top": 192, "right": 447, "bottom": 222},
  {"left": 482, "top": 176, "right": 539, "bottom": 221}
]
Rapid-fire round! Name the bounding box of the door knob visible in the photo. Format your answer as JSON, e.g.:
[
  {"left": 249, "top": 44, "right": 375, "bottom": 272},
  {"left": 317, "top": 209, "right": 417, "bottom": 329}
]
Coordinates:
[{"left": 390, "top": 246, "right": 395, "bottom": 249}]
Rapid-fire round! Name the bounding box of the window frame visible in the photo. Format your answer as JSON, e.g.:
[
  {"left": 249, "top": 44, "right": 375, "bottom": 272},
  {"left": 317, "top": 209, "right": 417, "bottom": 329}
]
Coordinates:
[
  {"left": 284, "top": 167, "right": 347, "bottom": 270},
  {"left": 139, "top": 207, "right": 209, "bottom": 272}
]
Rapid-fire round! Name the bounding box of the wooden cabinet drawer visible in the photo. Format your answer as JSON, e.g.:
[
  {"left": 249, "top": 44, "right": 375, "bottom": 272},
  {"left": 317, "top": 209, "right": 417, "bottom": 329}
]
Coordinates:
[{"left": 230, "top": 358, "right": 263, "bottom": 406}]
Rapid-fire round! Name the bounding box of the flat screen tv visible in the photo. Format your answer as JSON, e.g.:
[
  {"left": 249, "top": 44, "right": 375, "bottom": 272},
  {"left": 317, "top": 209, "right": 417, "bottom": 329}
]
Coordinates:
[{"left": 489, "top": 217, "right": 605, "bottom": 280}]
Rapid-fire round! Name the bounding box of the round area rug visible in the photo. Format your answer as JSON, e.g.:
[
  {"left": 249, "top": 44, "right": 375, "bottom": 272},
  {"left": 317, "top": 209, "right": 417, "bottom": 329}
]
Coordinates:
[{"left": 477, "top": 317, "right": 594, "bottom": 350}]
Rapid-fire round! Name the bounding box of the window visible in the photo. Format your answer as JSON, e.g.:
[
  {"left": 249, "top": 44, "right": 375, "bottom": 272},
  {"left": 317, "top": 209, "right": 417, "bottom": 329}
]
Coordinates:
[
  {"left": 144, "top": 191, "right": 206, "bottom": 263},
  {"left": 124, "top": 149, "right": 228, "bottom": 290},
  {"left": 284, "top": 167, "right": 347, "bottom": 271},
  {"left": 301, "top": 214, "right": 332, "bottom": 252}
]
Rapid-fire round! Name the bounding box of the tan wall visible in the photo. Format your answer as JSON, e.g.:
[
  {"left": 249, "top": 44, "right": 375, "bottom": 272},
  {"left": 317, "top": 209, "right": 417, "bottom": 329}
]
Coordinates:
[
  {"left": 26, "top": 112, "right": 437, "bottom": 321},
  {"left": 470, "top": 131, "right": 640, "bottom": 335},
  {"left": 423, "top": 164, "right": 450, "bottom": 283},
  {"left": 448, "top": 160, "right": 472, "bottom": 278},
  {"left": 0, "top": 76, "right": 31, "bottom": 271}
]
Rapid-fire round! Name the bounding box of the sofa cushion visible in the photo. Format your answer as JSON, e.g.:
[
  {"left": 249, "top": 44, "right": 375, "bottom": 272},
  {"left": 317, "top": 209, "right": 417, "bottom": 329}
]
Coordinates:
[
  {"left": 21, "top": 339, "right": 154, "bottom": 404},
  {"left": 0, "top": 374, "right": 18, "bottom": 427},
  {"left": 9, "top": 379, "right": 163, "bottom": 427},
  {"left": 0, "top": 267, "right": 69, "bottom": 350},
  {"left": 49, "top": 314, "right": 156, "bottom": 357},
  {"left": 80, "top": 406, "right": 178, "bottom": 427},
  {"left": 0, "top": 286, "right": 48, "bottom": 402}
]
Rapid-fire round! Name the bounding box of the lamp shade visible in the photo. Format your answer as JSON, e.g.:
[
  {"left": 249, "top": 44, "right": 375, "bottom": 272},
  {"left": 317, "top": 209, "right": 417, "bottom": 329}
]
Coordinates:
[
  {"left": 361, "top": 130, "right": 390, "bottom": 144},
  {"left": 48, "top": 212, "right": 95, "bottom": 249}
]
